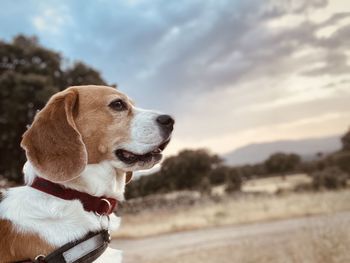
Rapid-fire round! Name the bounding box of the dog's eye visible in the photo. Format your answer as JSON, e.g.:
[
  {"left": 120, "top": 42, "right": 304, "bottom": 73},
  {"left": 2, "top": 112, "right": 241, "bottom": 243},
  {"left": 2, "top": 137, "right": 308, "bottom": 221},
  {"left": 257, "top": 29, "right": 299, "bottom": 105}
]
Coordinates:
[{"left": 109, "top": 99, "right": 127, "bottom": 111}]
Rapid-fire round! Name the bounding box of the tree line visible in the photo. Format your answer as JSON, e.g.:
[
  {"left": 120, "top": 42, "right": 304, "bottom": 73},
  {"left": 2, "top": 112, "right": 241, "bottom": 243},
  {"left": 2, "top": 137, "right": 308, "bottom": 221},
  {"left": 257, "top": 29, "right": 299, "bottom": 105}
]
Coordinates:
[
  {"left": 0, "top": 35, "right": 108, "bottom": 181},
  {"left": 126, "top": 130, "right": 350, "bottom": 199}
]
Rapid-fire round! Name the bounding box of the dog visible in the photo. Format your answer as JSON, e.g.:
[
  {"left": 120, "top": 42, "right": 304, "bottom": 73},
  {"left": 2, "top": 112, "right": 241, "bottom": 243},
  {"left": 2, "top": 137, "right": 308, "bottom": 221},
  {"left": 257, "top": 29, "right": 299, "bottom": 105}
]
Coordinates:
[{"left": 0, "top": 85, "right": 174, "bottom": 262}]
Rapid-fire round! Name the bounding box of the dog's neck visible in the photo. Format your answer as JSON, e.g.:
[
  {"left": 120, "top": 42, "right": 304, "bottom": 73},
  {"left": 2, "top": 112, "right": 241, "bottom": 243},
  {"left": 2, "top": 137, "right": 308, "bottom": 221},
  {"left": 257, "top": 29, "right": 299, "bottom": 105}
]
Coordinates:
[{"left": 23, "top": 161, "right": 125, "bottom": 201}]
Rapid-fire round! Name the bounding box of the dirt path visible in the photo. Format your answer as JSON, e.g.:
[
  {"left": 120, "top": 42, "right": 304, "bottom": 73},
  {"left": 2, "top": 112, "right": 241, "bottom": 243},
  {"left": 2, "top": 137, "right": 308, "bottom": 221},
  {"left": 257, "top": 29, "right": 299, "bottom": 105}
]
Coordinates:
[{"left": 111, "top": 211, "right": 350, "bottom": 263}]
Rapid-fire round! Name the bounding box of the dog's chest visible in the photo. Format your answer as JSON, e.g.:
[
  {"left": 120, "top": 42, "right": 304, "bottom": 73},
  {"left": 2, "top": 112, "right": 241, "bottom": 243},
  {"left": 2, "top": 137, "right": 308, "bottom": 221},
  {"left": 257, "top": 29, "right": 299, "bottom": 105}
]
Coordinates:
[{"left": 0, "top": 187, "right": 120, "bottom": 261}]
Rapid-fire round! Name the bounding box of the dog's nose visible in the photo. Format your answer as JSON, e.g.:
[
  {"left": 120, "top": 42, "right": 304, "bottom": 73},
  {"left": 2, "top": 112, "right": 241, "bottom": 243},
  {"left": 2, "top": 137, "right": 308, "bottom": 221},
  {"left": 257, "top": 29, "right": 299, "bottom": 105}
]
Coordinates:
[{"left": 156, "top": 115, "right": 174, "bottom": 132}]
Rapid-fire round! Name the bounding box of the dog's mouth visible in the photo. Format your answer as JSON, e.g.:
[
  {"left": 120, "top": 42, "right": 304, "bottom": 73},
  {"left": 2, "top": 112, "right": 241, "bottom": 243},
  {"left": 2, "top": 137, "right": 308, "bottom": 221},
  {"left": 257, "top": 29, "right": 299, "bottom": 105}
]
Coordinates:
[{"left": 115, "top": 139, "right": 170, "bottom": 165}]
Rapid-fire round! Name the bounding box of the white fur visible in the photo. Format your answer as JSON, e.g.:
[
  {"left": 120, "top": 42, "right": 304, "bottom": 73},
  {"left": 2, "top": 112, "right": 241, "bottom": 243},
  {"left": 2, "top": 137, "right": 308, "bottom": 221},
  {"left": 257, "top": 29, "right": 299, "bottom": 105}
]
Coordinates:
[
  {"left": 119, "top": 107, "right": 163, "bottom": 155},
  {"left": 0, "top": 161, "right": 122, "bottom": 262},
  {"left": 112, "top": 107, "right": 166, "bottom": 171},
  {"left": 62, "top": 161, "right": 126, "bottom": 201}
]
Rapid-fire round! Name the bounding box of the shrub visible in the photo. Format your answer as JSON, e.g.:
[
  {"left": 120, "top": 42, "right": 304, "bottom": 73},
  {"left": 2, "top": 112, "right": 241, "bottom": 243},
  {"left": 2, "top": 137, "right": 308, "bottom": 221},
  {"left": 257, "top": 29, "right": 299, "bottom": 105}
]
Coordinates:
[
  {"left": 225, "top": 172, "right": 242, "bottom": 193},
  {"left": 311, "top": 167, "right": 348, "bottom": 190},
  {"left": 199, "top": 177, "right": 212, "bottom": 195},
  {"left": 341, "top": 128, "right": 350, "bottom": 151},
  {"left": 264, "top": 153, "right": 301, "bottom": 175},
  {"left": 161, "top": 149, "right": 221, "bottom": 191},
  {"left": 333, "top": 151, "right": 350, "bottom": 175},
  {"left": 209, "top": 166, "right": 230, "bottom": 185}
]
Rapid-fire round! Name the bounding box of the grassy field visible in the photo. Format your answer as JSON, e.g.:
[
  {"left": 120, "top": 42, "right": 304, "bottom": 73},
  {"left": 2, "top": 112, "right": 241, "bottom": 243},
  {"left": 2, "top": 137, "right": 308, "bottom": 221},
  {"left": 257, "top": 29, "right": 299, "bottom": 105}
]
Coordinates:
[
  {"left": 241, "top": 173, "right": 312, "bottom": 194},
  {"left": 114, "top": 188, "right": 350, "bottom": 238},
  {"left": 114, "top": 174, "right": 350, "bottom": 263},
  {"left": 145, "top": 214, "right": 350, "bottom": 263}
]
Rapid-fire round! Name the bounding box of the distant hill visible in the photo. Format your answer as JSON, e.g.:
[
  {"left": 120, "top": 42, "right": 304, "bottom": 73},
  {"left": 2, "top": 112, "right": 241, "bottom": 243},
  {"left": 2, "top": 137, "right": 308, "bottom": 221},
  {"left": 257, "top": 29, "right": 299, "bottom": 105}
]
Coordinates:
[{"left": 224, "top": 135, "right": 341, "bottom": 166}]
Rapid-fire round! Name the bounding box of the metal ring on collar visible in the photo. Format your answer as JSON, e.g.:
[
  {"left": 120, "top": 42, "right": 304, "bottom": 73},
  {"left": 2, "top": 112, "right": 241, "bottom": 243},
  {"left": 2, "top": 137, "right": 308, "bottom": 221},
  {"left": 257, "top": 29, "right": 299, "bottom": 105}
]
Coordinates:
[
  {"left": 34, "top": 254, "right": 46, "bottom": 262},
  {"left": 96, "top": 198, "right": 112, "bottom": 216}
]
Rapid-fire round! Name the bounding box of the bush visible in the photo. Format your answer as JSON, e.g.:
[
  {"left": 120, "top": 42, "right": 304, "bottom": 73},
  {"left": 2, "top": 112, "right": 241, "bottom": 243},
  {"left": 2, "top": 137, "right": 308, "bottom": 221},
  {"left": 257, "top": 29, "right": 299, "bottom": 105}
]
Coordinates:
[
  {"left": 341, "top": 128, "right": 350, "bottom": 151},
  {"left": 332, "top": 151, "right": 350, "bottom": 175},
  {"left": 264, "top": 153, "right": 301, "bottom": 175},
  {"left": 160, "top": 149, "right": 221, "bottom": 191},
  {"left": 225, "top": 173, "right": 242, "bottom": 193},
  {"left": 209, "top": 166, "right": 230, "bottom": 185},
  {"left": 311, "top": 167, "right": 348, "bottom": 190},
  {"left": 125, "top": 149, "right": 222, "bottom": 199},
  {"left": 199, "top": 177, "right": 212, "bottom": 195}
]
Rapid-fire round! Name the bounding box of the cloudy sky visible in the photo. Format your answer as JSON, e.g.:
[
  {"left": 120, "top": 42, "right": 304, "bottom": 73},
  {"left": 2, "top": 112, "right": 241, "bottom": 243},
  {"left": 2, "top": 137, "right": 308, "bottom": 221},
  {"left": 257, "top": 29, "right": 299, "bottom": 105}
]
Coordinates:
[{"left": 1, "top": 0, "right": 350, "bottom": 156}]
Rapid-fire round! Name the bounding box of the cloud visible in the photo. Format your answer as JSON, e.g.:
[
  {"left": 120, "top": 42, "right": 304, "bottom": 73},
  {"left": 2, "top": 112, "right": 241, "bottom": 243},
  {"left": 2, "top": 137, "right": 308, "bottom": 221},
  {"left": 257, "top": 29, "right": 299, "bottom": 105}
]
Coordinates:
[{"left": 32, "top": 7, "right": 72, "bottom": 35}]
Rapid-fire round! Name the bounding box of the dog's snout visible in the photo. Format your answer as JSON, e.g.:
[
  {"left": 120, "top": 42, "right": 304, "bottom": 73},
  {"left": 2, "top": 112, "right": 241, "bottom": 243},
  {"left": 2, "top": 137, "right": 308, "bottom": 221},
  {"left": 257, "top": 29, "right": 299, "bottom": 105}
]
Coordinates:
[{"left": 156, "top": 115, "right": 174, "bottom": 133}]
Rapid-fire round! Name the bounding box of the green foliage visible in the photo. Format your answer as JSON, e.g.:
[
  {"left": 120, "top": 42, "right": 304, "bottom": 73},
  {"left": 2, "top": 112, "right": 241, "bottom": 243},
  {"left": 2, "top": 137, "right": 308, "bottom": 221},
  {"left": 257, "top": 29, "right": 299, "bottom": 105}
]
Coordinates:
[
  {"left": 215, "top": 167, "right": 243, "bottom": 193},
  {"left": 331, "top": 151, "right": 350, "bottom": 175},
  {"left": 0, "top": 35, "right": 107, "bottom": 182},
  {"left": 160, "top": 149, "right": 221, "bottom": 190},
  {"left": 225, "top": 171, "right": 242, "bottom": 193},
  {"left": 63, "top": 62, "right": 107, "bottom": 87},
  {"left": 264, "top": 153, "right": 301, "bottom": 175},
  {"left": 125, "top": 151, "right": 245, "bottom": 199},
  {"left": 234, "top": 164, "right": 267, "bottom": 180},
  {"left": 298, "top": 161, "right": 318, "bottom": 174},
  {"left": 225, "top": 176, "right": 242, "bottom": 193},
  {"left": 341, "top": 128, "right": 350, "bottom": 151},
  {"left": 334, "top": 128, "right": 350, "bottom": 175},
  {"left": 198, "top": 177, "right": 212, "bottom": 195},
  {"left": 209, "top": 166, "right": 230, "bottom": 185},
  {"left": 126, "top": 149, "right": 221, "bottom": 199},
  {"left": 308, "top": 129, "right": 350, "bottom": 177},
  {"left": 126, "top": 128, "right": 350, "bottom": 199},
  {"left": 311, "top": 167, "right": 348, "bottom": 190}
]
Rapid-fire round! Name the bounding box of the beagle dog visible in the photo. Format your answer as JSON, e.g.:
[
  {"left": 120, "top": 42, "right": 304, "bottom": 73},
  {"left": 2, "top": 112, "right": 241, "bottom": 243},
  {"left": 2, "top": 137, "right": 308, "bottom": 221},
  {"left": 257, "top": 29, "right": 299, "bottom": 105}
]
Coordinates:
[{"left": 0, "top": 85, "right": 174, "bottom": 262}]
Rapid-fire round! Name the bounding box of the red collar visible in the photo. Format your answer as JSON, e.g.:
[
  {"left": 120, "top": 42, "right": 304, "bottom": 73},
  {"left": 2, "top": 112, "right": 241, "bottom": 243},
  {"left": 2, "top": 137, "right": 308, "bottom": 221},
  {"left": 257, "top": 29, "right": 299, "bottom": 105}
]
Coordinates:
[{"left": 30, "top": 177, "right": 117, "bottom": 215}]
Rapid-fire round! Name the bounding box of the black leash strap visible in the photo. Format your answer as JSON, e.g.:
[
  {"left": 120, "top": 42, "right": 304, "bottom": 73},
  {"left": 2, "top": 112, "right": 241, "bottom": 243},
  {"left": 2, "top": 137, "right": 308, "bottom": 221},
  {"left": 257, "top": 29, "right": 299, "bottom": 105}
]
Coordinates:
[
  {"left": 44, "top": 230, "right": 110, "bottom": 263},
  {"left": 17, "top": 230, "right": 110, "bottom": 263}
]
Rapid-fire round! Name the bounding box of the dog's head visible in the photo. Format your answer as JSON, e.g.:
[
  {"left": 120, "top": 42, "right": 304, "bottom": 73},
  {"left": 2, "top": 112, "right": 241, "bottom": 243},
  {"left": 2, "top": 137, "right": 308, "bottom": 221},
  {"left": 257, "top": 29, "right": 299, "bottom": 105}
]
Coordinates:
[{"left": 21, "top": 85, "right": 174, "bottom": 183}]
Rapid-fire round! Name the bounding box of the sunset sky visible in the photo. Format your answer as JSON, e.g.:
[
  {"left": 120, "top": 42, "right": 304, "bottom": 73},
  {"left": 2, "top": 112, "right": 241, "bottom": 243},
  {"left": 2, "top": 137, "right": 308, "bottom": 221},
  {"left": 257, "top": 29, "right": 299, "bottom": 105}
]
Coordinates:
[{"left": 1, "top": 0, "right": 349, "bottom": 156}]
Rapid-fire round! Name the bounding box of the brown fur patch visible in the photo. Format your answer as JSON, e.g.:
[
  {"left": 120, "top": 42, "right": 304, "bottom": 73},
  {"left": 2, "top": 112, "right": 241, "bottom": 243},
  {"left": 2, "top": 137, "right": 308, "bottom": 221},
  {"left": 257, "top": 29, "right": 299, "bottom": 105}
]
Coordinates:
[
  {"left": 73, "top": 85, "right": 133, "bottom": 164},
  {"left": 21, "top": 89, "right": 87, "bottom": 182},
  {"left": 0, "top": 219, "right": 54, "bottom": 262}
]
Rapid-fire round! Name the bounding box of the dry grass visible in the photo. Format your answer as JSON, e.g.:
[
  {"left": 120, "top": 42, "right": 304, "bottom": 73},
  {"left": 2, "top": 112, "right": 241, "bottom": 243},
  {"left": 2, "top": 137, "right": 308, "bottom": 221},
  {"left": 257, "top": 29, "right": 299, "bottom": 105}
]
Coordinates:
[
  {"left": 146, "top": 215, "right": 350, "bottom": 263},
  {"left": 242, "top": 173, "right": 312, "bottom": 194},
  {"left": 114, "top": 189, "right": 350, "bottom": 238}
]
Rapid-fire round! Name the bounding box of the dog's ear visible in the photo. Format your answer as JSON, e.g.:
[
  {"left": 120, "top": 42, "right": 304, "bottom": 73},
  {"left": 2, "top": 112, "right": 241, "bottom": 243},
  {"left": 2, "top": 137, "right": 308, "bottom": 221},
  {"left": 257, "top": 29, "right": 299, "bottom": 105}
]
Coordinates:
[
  {"left": 21, "top": 89, "right": 87, "bottom": 183},
  {"left": 125, "top": 172, "right": 133, "bottom": 184}
]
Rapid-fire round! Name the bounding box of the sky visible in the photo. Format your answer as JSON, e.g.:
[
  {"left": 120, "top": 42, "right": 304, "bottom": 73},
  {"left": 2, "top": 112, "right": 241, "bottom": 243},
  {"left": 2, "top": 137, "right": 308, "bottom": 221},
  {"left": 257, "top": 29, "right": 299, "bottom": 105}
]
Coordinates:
[{"left": 1, "top": 0, "right": 350, "bottom": 156}]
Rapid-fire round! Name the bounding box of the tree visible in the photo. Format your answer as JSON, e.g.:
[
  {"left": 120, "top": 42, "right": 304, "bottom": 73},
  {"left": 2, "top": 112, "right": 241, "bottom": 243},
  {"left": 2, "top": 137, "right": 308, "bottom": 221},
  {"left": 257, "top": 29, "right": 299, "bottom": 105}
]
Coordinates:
[
  {"left": 320, "top": 128, "right": 350, "bottom": 176},
  {"left": 125, "top": 149, "right": 221, "bottom": 198},
  {"left": 160, "top": 149, "right": 221, "bottom": 191},
  {"left": 341, "top": 128, "right": 350, "bottom": 151},
  {"left": 225, "top": 170, "right": 242, "bottom": 193},
  {"left": 199, "top": 177, "right": 212, "bottom": 195},
  {"left": 63, "top": 62, "right": 107, "bottom": 87},
  {"left": 264, "top": 153, "right": 301, "bottom": 175},
  {"left": 311, "top": 166, "right": 348, "bottom": 190},
  {"left": 209, "top": 166, "right": 230, "bottom": 185},
  {"left": 0, "top": 35, "right": 107, "bottom": 182}
]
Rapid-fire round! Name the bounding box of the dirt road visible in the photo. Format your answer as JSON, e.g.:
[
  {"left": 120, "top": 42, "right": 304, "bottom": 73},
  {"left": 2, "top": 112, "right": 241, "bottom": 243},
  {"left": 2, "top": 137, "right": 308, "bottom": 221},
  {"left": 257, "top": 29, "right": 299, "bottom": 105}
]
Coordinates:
[{"left": 111, "top": 211, "right": 350, "bottom": 263}]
